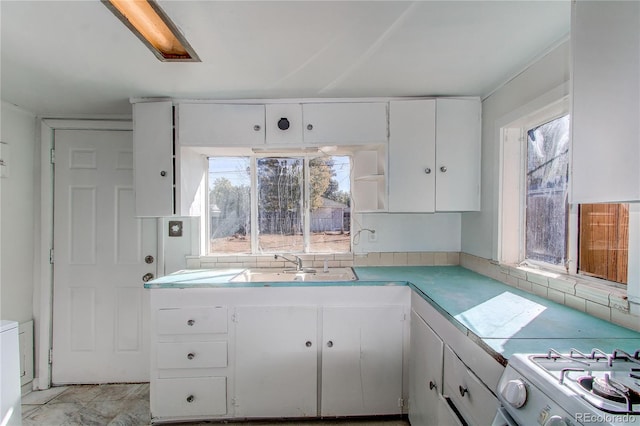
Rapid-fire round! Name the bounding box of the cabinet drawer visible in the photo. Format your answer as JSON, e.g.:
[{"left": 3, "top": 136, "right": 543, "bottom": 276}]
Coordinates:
[
  {"left": 158, "top": 341, "right": 228, "bottom": 369},
  {"left": 443, "top": 345, "right": 498, "bottom": 426},
  {"left": 157, "top": 306, "right": 227, "bottom": 335},
  {"left": 153, "top": 377, "right": 227, "bottom": 418}
]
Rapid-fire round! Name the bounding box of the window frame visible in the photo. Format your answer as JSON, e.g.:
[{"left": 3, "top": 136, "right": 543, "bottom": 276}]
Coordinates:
[
  {"left": 498, "top": 92, "right": 636, "bottom": 293},
  {"left": 206, "top": 152, "right": 353, "bottom": 255}
]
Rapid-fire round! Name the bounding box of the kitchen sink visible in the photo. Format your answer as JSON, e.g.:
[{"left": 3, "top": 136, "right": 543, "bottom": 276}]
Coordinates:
[{"left": 230, "top": 267, "right": 357, "bottom": 283}]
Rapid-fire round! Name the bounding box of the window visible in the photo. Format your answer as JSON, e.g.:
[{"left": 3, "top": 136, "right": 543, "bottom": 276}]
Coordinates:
[
  {"left": 501, "top": 102, "right": 629, "bottom": 286},
  {"left": 208, "top": 154, "right": 351, "bottom": 255}
]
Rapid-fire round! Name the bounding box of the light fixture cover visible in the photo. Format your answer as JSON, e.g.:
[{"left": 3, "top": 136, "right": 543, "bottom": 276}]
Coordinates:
[{"left": 103, "top": 0, "right": 200, "bottom": 62}]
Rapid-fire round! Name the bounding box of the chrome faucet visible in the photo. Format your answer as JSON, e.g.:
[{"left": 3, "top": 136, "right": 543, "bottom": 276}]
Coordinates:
[{"left": 274, "top": 254, "right": 303, "bottom": 271}]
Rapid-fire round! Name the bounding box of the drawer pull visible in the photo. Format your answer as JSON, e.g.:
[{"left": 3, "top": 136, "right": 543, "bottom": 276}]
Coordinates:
[
  {"left": 187, "top": 319, "right": 195, "bottom": 326},
  {"left": 429, "top": 380, "right": 437, "bottom": 391},
  {"left": 186, "top": 395, "right": 195, "bottom": 403},
  {"left": 459, "top": 385, "right": 468, "bottom": 397},
  {"left": 187, "top": 352, "right": 195, "bottom": 360}
]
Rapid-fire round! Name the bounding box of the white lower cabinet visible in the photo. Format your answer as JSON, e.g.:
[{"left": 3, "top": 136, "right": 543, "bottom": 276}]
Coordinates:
[
  {"left": 408, "top": 309, "right": 444, "bottom": 426},
  {"left": 443, "top": 345, "right": 499, "bottom": 426},
  {"left": 150, "top": 301, "right": 230, "bottom": 423},
  {"left": 233, "top": 306, "right": 318, "bottom": 418},
  {"left": 321, "top": 306, "right": 404, "bottom": 416},
  {"left": 154, "top": 377, "right": 227, "bottom": 418}
]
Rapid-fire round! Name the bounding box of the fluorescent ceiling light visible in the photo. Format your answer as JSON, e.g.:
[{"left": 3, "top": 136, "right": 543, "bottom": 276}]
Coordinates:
[{"left": 103, "top": 0, "right": 200, "bottom": 62}]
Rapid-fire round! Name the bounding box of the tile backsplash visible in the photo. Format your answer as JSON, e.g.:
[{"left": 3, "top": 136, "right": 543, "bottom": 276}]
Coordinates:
[{"left": 186, "top": 251, "right": 460, "bottom": 269}]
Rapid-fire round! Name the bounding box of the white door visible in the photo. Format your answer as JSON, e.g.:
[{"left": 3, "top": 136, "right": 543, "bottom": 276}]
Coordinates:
[
  {"left": 321, "top": 306, "right": 404, "bottom": 416},
  {"left": 52, "top": 129, "right": 157, "bottom": 384},
  {"left": 234, "top": 306, "right": 318, "bottom": 418}
]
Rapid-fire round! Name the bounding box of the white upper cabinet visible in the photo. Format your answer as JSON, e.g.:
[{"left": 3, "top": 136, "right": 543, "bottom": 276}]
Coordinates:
[
  {"left": 265, "top": 104, "right": 303, "bottom": 145},
  {"left": 570, "top": 1, "right": 640, "bottom": 204},
  {"left": 133, "top": 101, "right": 174, "bottom": 217},
  {"left": 302, "top": 102, "right": 388, "bottom": 145},
  {"left": 435, "top": 98, "right": 481, "bottom": 211},
  {"left": 177, "top": 103, "right": 265, "bottom": 147},
  {"left": 388, "top": 98, "right": 481, "bottom": 213},
  {"left": 388, "top": 99, "right": 436, "bottom": 212}
]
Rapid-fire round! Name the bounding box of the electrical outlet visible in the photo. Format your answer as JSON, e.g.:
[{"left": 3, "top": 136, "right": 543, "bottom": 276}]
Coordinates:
[{"left": 368, "top": 230, "right": 377, "bottom": 242}]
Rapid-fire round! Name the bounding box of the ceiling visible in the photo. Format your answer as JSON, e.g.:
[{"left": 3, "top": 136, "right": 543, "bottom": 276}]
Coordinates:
[{"left": 0, "top": 1, "right": 570, "bottom": 117}]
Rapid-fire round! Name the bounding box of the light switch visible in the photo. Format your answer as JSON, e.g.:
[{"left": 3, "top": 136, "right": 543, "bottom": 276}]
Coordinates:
[{"left": 168, "top": 220, "right": 183, "bottom": 237}]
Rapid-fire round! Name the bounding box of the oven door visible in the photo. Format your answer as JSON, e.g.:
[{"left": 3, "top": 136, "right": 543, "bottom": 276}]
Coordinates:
[{"left": 492, "top": 406, "right": 518, "bottom": 426}]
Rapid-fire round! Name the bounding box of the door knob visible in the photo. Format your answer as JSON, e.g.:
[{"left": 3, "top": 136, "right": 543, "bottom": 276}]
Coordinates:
[{"left": 142, "top": 273, "right": 154, "bottom": 282}]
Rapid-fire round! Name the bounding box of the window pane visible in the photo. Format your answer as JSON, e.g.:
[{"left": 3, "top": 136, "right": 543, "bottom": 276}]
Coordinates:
[
  {"left": 579, "top": 203, "right": 628, "bottom": 284},
  {"left": 309, "top": 156, "right": 351, "bottom": 253},
  {"left": 257, "top": 157, "right": 304, "bottom": 253},
  {"left": 208, "top": 157, "right": 251, "bottom": 254},
  {"left": 525, "top": 115, "right": 570, "bottom": 265}
]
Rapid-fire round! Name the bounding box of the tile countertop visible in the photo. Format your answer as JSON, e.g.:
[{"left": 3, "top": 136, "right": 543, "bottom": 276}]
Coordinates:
[{"left": 146, "top": 265, "right": 640, "bottom": 363}]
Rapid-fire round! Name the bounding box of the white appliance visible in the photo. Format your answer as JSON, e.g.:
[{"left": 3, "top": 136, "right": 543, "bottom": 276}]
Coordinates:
[
  {"left": 494, "top": 348, "right": 640, "bottom": 426},
  {"left": 1, "top": 320, "right": 21, "bottom": 426}
]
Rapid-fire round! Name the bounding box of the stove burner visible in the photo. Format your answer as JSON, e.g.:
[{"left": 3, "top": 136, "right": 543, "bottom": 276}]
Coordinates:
[{"left": 578, "top": 375, "right": 640, "bottom": 405}]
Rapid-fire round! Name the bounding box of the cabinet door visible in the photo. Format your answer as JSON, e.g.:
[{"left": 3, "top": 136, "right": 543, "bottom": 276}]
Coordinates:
[
  {"left": 234, "top": 306, "right": 318, "bottom": 418},
  {"left": 388, "top": 99, "right": 436, "bottom": 212},
  {"left": 321, "top": 306, "right": 404, "bottom": 416},
  {"left": 570, "top": 1, "right": 640, "bottom": 203},
  {"left": 133, "top": 101, "right": 174, "bottom": 217},
  {"left": 435, "top": 98, "right": 481, "bottom": 211},
  {"left": 177, "top": 103, "right": 265, "bottom": 147},
  {"left": 303, "top": 103, "right": 388, "bottom": 145},
  {"left": 409, "top": 310, "right": 444, "bottom": 426}
]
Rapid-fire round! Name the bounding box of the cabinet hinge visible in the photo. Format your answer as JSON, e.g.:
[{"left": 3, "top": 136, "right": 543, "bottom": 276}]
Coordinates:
[
  {"left": 231, "top": 397, "right": 238, "bottom": 407},
  {"left": 48, "top": 348, "right": 53, "bottom": 365},
  {"left": 398, "top": 397, "right": 405, "bottom": 408},
  {"left": 49, "top": 248, "right": 54, "bottom": 264},
  {"left": 50, "top": 148, "right": 55, "bottom": 164},
  {"left": 231, "top": 313, "right": 239, "bottom": 323}
]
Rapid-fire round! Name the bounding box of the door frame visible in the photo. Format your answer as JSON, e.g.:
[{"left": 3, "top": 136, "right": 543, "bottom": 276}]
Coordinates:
[{"left": 35, "top": 119, "right": 134, "bottom": 390}]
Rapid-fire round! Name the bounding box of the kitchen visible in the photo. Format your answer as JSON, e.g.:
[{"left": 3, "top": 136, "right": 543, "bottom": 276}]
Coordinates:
[{"left": 1, "top": 1, "right": 639, "bottom": 425}]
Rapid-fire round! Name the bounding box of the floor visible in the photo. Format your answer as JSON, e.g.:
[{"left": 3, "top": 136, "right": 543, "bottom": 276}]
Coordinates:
[{"left": 21, "top": 384, "right": 411, "bottom": 426}]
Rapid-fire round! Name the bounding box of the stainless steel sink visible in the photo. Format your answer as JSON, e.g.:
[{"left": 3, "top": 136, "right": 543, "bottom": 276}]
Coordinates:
[{"left": 230, "top": 267, "right": 357, "bottom": 283}]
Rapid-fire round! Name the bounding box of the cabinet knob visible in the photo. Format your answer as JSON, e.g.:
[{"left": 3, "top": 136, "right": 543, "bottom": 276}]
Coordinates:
[
  {"left": 187, "top": 352, "right": 195, "bottom": 360},
  {"left": 142, "top": 272, "right": 154, "bottom": 282},
  {"left": 186, "top": 395, "right": 195, "bottom": 403},
  {"left": 253, "top": 125, "right": 261, "bottom": 131},
  {"left": 429, "top": 380, "right": 437, "bottom": 391},
  {"left": 187, "top": 319, "right": 195, "bottom": 326},
  {"left": 424, "top": 168, "right": 432, "bottom": 174},
  {"left": 160, "top": 170, "right": 167, "bottom": 177},
  {"left": 327, "top": 340, "right": 334, "bottom": 348},
  {"left": 145, "top": 255, "right": 154, "bottom": 264},
  {"left": 459, "top": 385, "right": 468, "bottom": 397},
  {"left": 440, "top": 166, "right": 447, "bottom": 173},
  {"left": 307, "top": 124, "right": 313, "bottom": 131},
  {"left": 305, "top": 341, "right": 312, "bottom": 347}
]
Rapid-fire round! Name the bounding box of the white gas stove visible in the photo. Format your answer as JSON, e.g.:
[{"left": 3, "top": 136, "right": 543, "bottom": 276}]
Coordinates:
[{"left": 495, "top": 348, "right": 640, "bottom": 426}]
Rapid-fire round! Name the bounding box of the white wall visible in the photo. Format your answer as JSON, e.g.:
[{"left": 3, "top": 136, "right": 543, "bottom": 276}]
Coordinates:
[
  {"left": 0, "top": 102, "right": 37, "bottom": 323},
  {"left": 461, "top": 40, "right": 571, "bottom": 260},
  {"left": 354, "top": 212, "right": 461, "bottom": 253}
]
